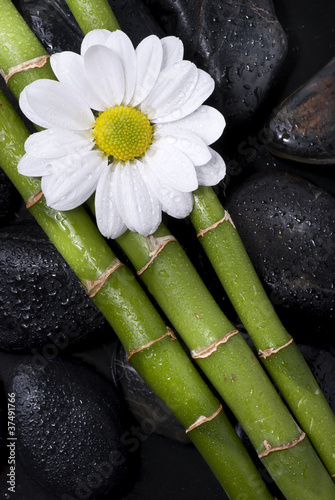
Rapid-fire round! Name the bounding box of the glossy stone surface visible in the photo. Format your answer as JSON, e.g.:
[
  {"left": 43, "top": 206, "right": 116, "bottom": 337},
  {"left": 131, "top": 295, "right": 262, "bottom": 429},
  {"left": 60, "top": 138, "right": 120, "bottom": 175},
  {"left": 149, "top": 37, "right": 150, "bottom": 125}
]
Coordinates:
[
  {"left": 1, "top": 354, "right": 137, "bottom": 499},
  {"left": 14, "top": 0, "right": 164, "bottom": 54},
  {"left": 13, "top": 0, "right": 82, "bottom": 53},
  {"left": 108, "top": 0, "right": 164, "bottom": 44},
  {"left": 225, "top": 171, "right": 335, "bottom": 327},
  {"left": 142, "top": 0, "right": 288, "bottom": 126},
  {"left": 0, "top": 168, "right": 21, "bottom": 225},
  {"left": 266, "top": 57, "right": 335, "bottom": 164},
  {"left": 299, "top": 344, "right": 335, "bottom": 411},
  {"left": 74, "top": 339, "right": 190, "bottom": 443},
  {"left": 0, "top": 216, "right": 110, "bottom": 351}
]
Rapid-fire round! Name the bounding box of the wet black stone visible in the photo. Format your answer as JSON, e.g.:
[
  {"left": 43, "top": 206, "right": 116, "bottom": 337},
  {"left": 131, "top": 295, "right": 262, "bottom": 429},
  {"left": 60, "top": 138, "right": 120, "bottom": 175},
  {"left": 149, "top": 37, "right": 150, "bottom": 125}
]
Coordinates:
[
  {"left": 13, "top": 0, "right": 83, "bottom": 54},
  {"left": 0, "top": 354, "right": 138, "bottom": 499},
  {"left": 0, "top": 169, "right": 21, "bottom": 225},
  {"left": 74, "top": 339, "right": 189, "bottom": 444},
  {"left": 299, "top": 343, "right": 335, "bottom": 412},
  {"left": 225, "top": 171, "right": 335, "bottom": 338},
  {"left": 107, "top": 0, "right": 165, "bottom": 44},
  {"left": 142, "top": 0, "right": 288, "bottom": 127},
  {"left": 0, "top": 216, "right": 111, "bottom": 352},
  {"left": 14, "top": 0, "right": 165, "bottom": 56},
  {"left": 265, "top": 57, "right": 335, "bottom": 164}
]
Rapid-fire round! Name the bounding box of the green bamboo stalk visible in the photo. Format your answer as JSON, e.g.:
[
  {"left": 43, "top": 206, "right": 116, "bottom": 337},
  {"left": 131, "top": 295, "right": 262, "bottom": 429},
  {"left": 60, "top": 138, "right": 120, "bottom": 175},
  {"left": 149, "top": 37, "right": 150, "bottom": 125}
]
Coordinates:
[
  {"left": 1, "top": 1, "right": 335, "bottom": 498},
  {"left": 0, "top": 82, "right": 274, "bottom": 500},
  {"left": 115, "top": 221, "right": 335, "bottom": 499},
  {"left": 0, "top": 2, "right": 53, "bottom": 97},
  {"left": 65, "top": 0, "right": 120, "bottom": 34},
  {"left": 65, "top": 0, "right": 120, "bottom": 33},
  {"left": 0, "top": 4, "right": 277, "bottom": 499},
  {"left": 190, "top": 185, "right": 335, "bottom": 477}
]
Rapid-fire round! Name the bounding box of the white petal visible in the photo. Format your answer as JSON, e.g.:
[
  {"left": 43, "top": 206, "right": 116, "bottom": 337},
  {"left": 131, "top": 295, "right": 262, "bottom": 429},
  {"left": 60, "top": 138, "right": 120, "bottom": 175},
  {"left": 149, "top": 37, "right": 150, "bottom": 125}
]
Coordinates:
[
  {"left": 18, "top": 154, "right": 54, "bottom": 177},
  {"left": 41, "top": 150, "right": 106, "bottom": 210},
  {"left": 142, "top": 61, "right": 198, "bottom": 120},
  {"left": 157, "top": 126, "right": 212, "bottom": 166},
  {"left": 161, "top": 105, "right": 226, "bottom": 145},
  {"left": 195, "top": 148, "right": 226, "bottom": 186},
  {"left": 95, "top": 165, "right": 127, "bottom": 238},
  {"left": 80, "top": 29, "right": 113, "bottom": 55},
  {"left": 50, "top": 51, "right": 106, "bottom": 111},
  {"left": 161, "top": 36, "right": 184, "bottom": 70},
  {"left": 154, "top": 69, "right": 215, "bottom": 123},
  {"left": 113, "top": 162, "right": 161, "bottom": 236},
  {"left": 24, "top": 129, "right": 93, "bottom": 159},
  {"left": 146, "top": 140, "right": 198, "bottom": 192},
  {"left": 103, "top": 30, "right": 137, "bottom": 105},
  {"left": 19, "top": 80, "right": 94, "bottom": 130},
  {"left": 84, "top": 45, "right": 125, "bottom": 107},
  {"left": 132, "top": 35, "right": 163, "bottom": 106},
  {"left": 142, "top": 167, "right": 193, "bottom": 218}
]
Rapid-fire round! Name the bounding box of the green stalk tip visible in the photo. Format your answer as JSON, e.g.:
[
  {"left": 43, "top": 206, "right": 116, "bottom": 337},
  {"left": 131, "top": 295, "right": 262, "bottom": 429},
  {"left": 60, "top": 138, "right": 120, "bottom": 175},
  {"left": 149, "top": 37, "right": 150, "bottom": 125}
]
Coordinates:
[{"left": 64, "top": 0, "right": 120, "bottom": 33}]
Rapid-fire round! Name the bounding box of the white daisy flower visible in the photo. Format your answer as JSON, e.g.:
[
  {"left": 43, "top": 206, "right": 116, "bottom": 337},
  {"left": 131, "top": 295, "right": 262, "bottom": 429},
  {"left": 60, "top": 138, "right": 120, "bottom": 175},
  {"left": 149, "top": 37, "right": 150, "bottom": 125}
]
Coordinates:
[{"left": 18, "top": 29, "right": 226, "bottom": 238}]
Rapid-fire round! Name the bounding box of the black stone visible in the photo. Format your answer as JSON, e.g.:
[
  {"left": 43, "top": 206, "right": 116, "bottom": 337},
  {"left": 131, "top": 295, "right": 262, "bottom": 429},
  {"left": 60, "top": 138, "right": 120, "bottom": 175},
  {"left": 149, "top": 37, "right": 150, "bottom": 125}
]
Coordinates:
[
  {"left": 0, "top": 216, "right": 111, "bottom": 352},
  {"left": 74, "top": 338, "right": 190, "bottom": 443},
  {"left": 0, "top": 354, "right": 138, "bottom": 499},
  {"left": 107, "top": 0, "right": 165, "bottom": 45},
  {"left": 14, "top": 0, "right": 165, "bottom": 56},
  {"left": 265, "top": 57, "right": 335, "bottom": 164},
  {"left": 13, "top": 0, "right": 83, "bottom": 54},
  {"left": 299, "top": 343, "right": 335, "bottom": 412},
  {"left": 225, "top": 171, "right": 335, "bottom": 340},
  {"left": 142, "top": 0, "right": 288, "bottom": 127},
  {"left": 0, "top": 169, "right": 21, "bottom": 225}
]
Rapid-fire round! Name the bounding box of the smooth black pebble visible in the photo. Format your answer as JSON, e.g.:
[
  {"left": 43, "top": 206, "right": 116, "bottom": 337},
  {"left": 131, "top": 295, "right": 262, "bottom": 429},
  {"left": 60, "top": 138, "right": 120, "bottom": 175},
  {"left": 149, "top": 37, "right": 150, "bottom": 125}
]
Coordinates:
[
  {"left": 0, "top": 216, "right": 111, "bottom": 351},
  {"left": 0, "top": 354, "right": 139, "bottom": 499},
  {"left": 225, "top": 170, "right": 335, "bottom": 341}
]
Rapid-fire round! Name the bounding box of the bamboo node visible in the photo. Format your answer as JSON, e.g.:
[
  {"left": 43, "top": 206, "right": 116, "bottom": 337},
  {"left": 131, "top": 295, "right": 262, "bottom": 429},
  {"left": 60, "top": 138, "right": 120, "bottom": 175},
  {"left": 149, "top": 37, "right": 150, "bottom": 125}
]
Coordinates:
[
  {"left": 197, "top": 210, "right": 236, "bottom": 237},
  {"left": 137, "top": 234, "right": 177, "bottom": 275},
  {"left": 128, "top": 326, "right": 177, "bottom": 360},
  {"left": 185, "top": 404, "right": 223, "bottom": 434},
  {"left": 83, "top": 258, "right": 124, "bottom": 298},
  {"left": 258, "top": 338, "right": 294, "bottom": 359},
  {"left": 258, "top": 429, "right": 306, "bottom": 459},
  {"left": 0, "top": 55, "right": 50, "bottom": 85},
  {"left": 26, "top": 190, "right": 43, "bottom": 209},
  {"left": 191, "top": 329, "right": 238, "bottom": 359}
]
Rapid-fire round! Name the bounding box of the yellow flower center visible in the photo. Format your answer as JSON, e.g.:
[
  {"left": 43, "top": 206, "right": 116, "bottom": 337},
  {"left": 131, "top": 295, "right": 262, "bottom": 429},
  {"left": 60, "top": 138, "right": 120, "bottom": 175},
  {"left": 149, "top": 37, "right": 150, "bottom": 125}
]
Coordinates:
[{"left": 92, "top": 105, "right": 153, "bottom": 162}]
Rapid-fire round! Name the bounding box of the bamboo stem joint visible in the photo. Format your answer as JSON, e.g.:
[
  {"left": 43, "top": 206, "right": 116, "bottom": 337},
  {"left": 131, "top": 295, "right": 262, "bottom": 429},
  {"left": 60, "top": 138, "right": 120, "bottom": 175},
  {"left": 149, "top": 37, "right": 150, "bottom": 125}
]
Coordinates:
[
  {"left": 186, "top": 404, "right": 223, "bottom": 434},
  {"left": 26, "top": 189, "right": 43, "bottom": 209},
  {"left": 83, "top": 258, "right": 125, "bottom": 297},
  {"left": 191, "top": 329, "right": 239, "bottom": 359},
  {"left": 197, "top": 210, "right": 236, "bottom": 237},
  {"left": 128, "top": 326, "right": 177, "bottom": 360},
  {"left": 259, "top": 429, "right": 306, "bottom": 459},
  {"left": 258, "top": 338, "right": 294, "bottom": 359},
  {"left": 0, "top": 55, "right": 50, "bottom": 84},
  {"left": 137, "top": 234, "right": 177, "bottom": 275}
]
